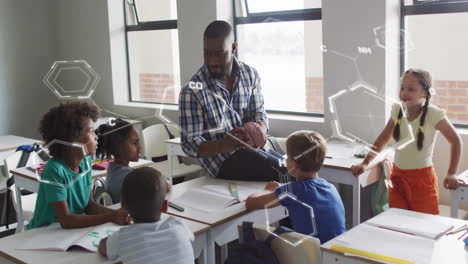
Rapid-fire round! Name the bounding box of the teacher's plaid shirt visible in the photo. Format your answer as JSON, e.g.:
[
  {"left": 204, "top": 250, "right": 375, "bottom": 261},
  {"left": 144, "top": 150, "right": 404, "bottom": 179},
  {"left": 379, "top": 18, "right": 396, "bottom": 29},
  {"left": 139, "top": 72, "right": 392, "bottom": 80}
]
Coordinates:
[{"left": 179, "top": 57, "right": 268, "bottom": 177}]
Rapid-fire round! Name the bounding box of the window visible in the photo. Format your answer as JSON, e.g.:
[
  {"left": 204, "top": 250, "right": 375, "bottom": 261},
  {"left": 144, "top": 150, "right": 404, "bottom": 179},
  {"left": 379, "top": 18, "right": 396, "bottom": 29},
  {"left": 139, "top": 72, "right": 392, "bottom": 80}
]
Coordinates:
[
  {"left": 402, "top": 0, "right": 468, "bottom": 126},
  {"left": 124, "top": 0, "right": 180, "bottom": 105},
  {"left": 234, "top": 0, "right": 323, "bottom": 116}
]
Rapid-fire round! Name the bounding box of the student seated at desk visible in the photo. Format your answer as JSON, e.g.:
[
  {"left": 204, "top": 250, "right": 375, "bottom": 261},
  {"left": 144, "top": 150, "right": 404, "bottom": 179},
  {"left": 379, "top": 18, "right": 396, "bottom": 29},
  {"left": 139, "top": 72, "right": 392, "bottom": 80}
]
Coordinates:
[
  {"left": 96, "top": 119, "right": 171, "bottom": 203},
  {"left": 28, "top": 101, "right": 130, "bottom": 230},
  {"left": 98, "top": 167, "right": 194, "bottom": 264},
  {"left": 246, "top": 130, "right": 346, "bottom": 244},
  {"left": 96, "top": 118, "right": 142, "bottom": 204}
]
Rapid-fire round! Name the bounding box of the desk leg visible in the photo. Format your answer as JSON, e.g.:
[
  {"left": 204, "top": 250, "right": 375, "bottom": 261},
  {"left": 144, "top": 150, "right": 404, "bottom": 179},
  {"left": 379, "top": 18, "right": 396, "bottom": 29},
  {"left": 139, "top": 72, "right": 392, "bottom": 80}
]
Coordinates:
[
  {"left": 451, "top": 188, "right": 461, "bottom": 218},
  {"left": 220, "top": 245, "right": 228, "bottom": 263},
  {"left": 167, "top": 151, "right": 173, "bottom": 184},
  {"left": 14, "top": 184, "right": 24, "bottom": 233},
  {"left": 206, "top": 231, "right": 215, "bottom": 264},
  {"left": 352, "top": 181, "right": 360, "bottom": 227},
  {"left": 198, "top": 248, "right": 207, "bottom": 264}
]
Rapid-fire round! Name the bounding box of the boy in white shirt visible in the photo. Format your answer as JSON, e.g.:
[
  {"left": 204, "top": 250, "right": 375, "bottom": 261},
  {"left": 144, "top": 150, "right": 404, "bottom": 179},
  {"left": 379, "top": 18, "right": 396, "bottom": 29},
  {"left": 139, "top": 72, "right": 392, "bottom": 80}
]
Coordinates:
[{"left": 98, "top": 167, "right": 194, "bottom": 264}]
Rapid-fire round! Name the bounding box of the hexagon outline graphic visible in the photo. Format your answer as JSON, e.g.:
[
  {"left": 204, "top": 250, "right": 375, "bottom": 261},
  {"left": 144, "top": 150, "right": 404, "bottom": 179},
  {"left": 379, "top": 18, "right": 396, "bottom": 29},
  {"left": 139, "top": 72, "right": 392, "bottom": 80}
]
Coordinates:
[
  {"left": 53, "top": 67, "right": 91, "bottom": 93},
  {"left": 43, "top": 60, "right": 101, "bottom": 99},
  {"left": 373, "top": 25, "right": 415, "bottom": 54},
  {"left": 264, "top": 192, "right": 317, "bottom": 247},
  {"left": 329, "top": 83, "right": 416, "bottom": 159},
  {"left": 262, "top": 17, "right": 282, "bottom": 23},
  {"left": 328, "top": 81, "right": 378, "bottom": 144}
]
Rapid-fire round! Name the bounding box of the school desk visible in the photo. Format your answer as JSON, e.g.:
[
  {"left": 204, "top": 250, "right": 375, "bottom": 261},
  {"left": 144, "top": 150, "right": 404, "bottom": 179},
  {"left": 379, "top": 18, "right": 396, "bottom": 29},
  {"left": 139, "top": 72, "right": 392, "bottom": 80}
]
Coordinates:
[
  {"left": 166, "top": 137, "right": 385, "bottom": 227},
  {"left": 452, "top": 169, "right": 468, "bottom": 218},
  {"left": 0, "top": 135, "right": 42, "bottom": 176},
  {"left": 0, "top": 213, "right": 209, "bottom": 264},
  {"left": 10, "top": 159, "right": 155, "bottom": 233},
  {"left": 165, "top": 176, "right": 289, "bottom": 264},
  {"left": 321, "top": 208, "right": 468, "bottom": 264}
]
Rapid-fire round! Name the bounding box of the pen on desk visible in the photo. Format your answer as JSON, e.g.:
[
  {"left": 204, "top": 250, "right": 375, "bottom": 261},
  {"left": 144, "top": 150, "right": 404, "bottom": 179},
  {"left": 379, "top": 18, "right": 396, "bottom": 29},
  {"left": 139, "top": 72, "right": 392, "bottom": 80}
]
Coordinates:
[
  {"left": 326, "top": 156, "right": 332, "bottom": 159},
  {"left": 446, "top": 224, "right": 467, "bottom": 235},
  {"left": 168, "top": 201, "right": 185, "bottom": 212},
  {"left": 458, "top": 229, "right": 468, "bottom": 240}
]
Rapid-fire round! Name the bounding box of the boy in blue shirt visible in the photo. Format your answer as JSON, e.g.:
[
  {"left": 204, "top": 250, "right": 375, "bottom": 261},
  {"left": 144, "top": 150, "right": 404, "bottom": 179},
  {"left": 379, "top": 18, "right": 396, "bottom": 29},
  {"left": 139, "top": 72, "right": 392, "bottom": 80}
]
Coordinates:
[{"left": 246, "top": 130, "right": 346, "bottom": 243}]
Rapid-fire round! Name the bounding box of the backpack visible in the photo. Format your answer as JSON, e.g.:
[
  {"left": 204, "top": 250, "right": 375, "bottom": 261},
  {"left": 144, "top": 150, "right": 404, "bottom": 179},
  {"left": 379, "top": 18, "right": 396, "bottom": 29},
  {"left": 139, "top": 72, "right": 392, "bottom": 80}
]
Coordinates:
[{"left": 225, "top": 222, "right": 293, "bottom": 264}]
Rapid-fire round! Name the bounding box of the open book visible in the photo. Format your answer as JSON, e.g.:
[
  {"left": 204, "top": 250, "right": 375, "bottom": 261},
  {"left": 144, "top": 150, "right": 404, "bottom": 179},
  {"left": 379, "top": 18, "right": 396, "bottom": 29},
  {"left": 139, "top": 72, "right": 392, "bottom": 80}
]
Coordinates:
[
  {"left": 365, "top": 208, "right": 454, "bottom": 240},
  {"left": 17, "top": 223, "right": 121, "bottom": 253},
  {"left": 172, "top": 184, "right": 259, "bottom": 213}
]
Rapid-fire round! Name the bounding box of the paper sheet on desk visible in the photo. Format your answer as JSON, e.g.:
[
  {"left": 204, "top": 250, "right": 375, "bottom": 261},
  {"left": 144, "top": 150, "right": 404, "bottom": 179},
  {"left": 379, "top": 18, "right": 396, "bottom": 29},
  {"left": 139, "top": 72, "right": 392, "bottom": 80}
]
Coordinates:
[
  {"left": 201, "top": 184, "right": 258, "bottom": 200},
  {"left": 457, "top": 170, "right": 468, "bottom": 184},
  {"left": 172, "top": 189, "right": 241, "bottom": 213},
  {"left": 172, "top": 184, "right": 259, "bottom": 213},
  {"left": 366, "top": 209, "right": 453, "bottom": 240},
  {"left": 334, "top": 224, "right": 433, "bottom": 264}
]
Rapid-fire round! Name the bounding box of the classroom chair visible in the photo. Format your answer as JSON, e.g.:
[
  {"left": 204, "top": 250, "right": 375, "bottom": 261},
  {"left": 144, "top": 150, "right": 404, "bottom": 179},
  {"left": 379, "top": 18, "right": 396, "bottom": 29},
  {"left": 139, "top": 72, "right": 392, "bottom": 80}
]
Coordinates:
[
  {"left": 0, "top": 176, "right": 9, "bottom": 227},
  {"left": 142, "top": 124, "right": 204, "bottom": 181},
  {"left": 92, "top": 179, "right": 113, "bottom": 207},
  {"left": 237, "top": 223, "right": 322, "bottom": 264},
  {"left": 4, "top": 152, "right": 38, "bottom": 231}
]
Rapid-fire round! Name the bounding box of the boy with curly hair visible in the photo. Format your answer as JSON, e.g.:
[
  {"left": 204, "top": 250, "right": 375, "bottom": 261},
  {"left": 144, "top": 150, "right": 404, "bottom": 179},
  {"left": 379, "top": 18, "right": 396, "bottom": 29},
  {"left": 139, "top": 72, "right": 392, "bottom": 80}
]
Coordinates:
[{"left": 28, "top": 101, "right": 130, "bottom": 229}]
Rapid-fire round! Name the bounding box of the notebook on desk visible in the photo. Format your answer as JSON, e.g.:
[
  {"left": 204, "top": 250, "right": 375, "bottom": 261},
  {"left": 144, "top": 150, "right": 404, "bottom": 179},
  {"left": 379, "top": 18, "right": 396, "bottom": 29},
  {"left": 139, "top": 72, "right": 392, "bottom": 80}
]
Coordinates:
[
  {"left": 333, "top": 223, "right": 434, "bottom": 264},
  {"left": 366, "top": 208, "right": 454, "bottom": 240},
  {"left": 457, "top": 170, "right": 468, "bottom": 185},
  {"left": 171, "top": 183, "right": 258, "bottom": 213},
  {"left": 17, "top": 223, "right": 121, "bottom": 253}
]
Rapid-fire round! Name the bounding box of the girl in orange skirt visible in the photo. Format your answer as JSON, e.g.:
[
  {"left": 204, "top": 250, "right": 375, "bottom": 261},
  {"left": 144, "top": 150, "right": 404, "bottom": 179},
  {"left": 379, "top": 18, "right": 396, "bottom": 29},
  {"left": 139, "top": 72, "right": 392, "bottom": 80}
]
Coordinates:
[{"left": 352, "top": 69, "right": 462, "bottom": 214}]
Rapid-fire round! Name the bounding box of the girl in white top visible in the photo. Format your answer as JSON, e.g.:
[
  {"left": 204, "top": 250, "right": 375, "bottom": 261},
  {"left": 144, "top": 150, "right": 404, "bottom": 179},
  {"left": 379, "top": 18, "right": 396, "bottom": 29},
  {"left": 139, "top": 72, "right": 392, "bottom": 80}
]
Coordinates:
[{"left": 352, "top": 69, "right": 462, "bottom": 214}]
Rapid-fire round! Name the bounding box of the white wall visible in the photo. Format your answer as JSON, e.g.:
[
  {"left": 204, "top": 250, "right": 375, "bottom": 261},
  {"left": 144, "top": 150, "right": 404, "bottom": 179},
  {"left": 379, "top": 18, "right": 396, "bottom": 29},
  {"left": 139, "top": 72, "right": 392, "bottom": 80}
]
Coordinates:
[
  {"left": 322, "top": 0, "right": 399, "bottom": 143},
  {"left": 0, "top": 0, "right": 59, "bottom": 139},
  {"left": 177, "top": 0, "right": 217, "bottom": 85},
  {"left": 52, "top": 0, "right": 156, "bottom": 127}
]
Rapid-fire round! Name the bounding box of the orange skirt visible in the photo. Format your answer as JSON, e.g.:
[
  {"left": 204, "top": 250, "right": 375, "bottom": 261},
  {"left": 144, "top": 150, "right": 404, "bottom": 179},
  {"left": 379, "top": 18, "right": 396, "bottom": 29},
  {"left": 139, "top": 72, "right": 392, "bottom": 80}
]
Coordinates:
[{"left": 389, "top": 165, "right": 439, "bottom": 215}]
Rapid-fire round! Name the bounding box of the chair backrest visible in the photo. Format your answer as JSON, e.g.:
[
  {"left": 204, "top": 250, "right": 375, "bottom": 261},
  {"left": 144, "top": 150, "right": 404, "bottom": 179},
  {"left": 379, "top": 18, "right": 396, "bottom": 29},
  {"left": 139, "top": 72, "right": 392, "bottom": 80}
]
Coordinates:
[
  {"left": 3, "top": 152, "right": 27, "bottom": 222},
  {"left": 4, "top": 151, "right": 23, "bottom": 180},
  {"left": 237, "top": 223, "right": 322, "bottom": 264},
  {"left": 142, "top": 124, "right": 180, "bottom": 160}
]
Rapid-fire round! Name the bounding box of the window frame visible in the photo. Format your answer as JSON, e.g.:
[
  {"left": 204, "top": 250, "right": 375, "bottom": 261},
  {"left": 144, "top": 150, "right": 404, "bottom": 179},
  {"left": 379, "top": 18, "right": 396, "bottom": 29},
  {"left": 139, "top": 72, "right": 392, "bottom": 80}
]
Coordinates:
[
  {"left": 400, "top": 0, "right": 468, "bottom": 128},
  {"left": 124, "top": 0, "right": 179, "bottom": 106},
  {"left": 233, "top": 0, "right": 323, "bottom": 117}
]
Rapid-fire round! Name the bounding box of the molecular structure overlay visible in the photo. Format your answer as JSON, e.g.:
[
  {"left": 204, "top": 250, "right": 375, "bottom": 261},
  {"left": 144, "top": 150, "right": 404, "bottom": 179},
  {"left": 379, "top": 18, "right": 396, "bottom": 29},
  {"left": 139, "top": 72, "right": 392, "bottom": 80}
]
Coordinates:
[{"left": 28, "top": 17, "right": 418, "bottom": 247}]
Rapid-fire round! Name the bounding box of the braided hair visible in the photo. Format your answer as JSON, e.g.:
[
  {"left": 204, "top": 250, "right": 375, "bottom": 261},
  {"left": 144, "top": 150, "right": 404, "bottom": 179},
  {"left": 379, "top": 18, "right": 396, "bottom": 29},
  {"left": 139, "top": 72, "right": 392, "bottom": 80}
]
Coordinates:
[
  {"left": 393, "top": 69, "right": 432, "bottom": 151},
  {"left": 95, "top": 118, "right": 133, "bottom": 160}
]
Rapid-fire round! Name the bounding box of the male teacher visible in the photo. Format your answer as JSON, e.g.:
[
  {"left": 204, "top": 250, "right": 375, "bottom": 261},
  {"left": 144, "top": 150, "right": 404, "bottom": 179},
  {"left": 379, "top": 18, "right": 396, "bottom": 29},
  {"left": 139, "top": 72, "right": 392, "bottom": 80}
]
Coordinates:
[{"left": 179, "top": 20, "right": 282, "bottom": 181}]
